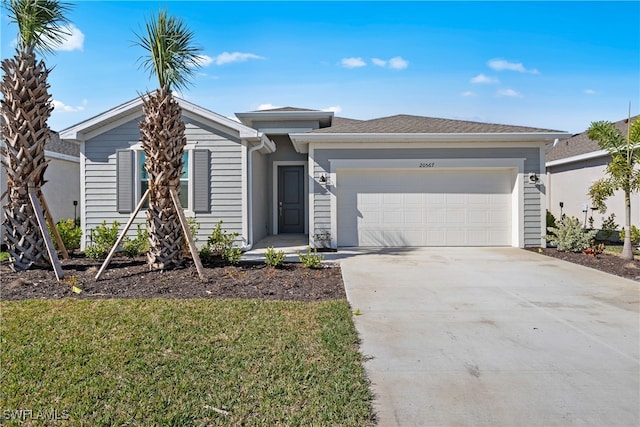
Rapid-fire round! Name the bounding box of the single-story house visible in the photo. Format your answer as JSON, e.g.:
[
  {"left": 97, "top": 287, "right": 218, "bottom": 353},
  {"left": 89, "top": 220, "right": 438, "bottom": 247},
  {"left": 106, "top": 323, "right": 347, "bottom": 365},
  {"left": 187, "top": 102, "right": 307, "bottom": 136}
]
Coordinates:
[
  {"left": 546, "top": 116, "right": 640, "bottom": 230},
  {"left": 1, "top": 132, "right": 80, "bottom": 243},
  {"left": 59, "top": 97, "right": 569, "bottom": 250}
]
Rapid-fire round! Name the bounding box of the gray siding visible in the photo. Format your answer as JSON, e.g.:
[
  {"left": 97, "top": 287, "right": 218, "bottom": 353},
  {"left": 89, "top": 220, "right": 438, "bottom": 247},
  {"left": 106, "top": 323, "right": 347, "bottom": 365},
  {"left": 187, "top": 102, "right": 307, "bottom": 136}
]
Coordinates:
[
  {"left": 82, "top": 116, "right": 244, "bottom": 249},
  {"left": 251, "top": 149, "right": 269, "bottom": 243},
  {"left": 311, "top": 146, "right": 543, "bottom": 247}
]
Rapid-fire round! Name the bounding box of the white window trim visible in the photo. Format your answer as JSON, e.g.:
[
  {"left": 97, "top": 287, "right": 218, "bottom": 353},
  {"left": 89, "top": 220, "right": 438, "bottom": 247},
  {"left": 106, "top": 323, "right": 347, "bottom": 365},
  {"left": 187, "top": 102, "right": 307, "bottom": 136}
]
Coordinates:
[{"left": 129, "top": 141, "right": 198, "bottom": 215}]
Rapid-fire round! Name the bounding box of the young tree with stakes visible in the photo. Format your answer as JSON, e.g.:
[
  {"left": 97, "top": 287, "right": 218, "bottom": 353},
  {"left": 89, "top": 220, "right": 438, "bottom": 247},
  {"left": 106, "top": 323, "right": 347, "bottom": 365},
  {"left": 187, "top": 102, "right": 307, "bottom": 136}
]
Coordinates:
[
  {"left": 133, "top": 9, "right": 202, "bottom": 269},
  {"left": 1, "top": 0, "right": 72, "bottom": 270},
  {"left": 588, "top": 116, "right": 640, "bottom": 261}
]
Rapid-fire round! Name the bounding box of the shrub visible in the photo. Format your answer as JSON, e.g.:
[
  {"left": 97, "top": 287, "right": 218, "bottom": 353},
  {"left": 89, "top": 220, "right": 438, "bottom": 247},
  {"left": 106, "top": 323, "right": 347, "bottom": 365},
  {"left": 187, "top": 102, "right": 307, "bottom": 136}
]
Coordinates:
[
  {"left": 298, "top": 246, "right": 323, "bottom": 269},
  {"left": 265, "top": 246, "right": 286, "bottom": 267},
  {"left": 620, "top": 225, "right": 640, "bottom": 245},
  {"left": 85, "top": 220, "right": 120, "bottom": 259},
  {"left": 199, "top": 221, "right": 241, "bottom": 264},
  {"left": 121, "top": 223, "right": 149, "bottom": 258},
  {"left": 50, "top": 218, "right": 82, "bottom": 251},
  {"left": 600, "top": 213, "right": 619, "bottom": 241},
  {"left": 546, "top": 210, "right": 557, "bottom": 235},
  {"left": 545, "top": 216, "right": 598, "bottom": 252}
]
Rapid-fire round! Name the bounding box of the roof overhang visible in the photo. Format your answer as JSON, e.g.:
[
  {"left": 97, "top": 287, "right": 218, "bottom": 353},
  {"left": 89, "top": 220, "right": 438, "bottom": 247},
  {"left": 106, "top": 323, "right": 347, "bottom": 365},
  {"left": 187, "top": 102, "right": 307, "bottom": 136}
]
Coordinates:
[
  {"left": 546, "top": 150, "right": 609, "bottom": 168},
  {"left": 289, "top": 132, "right": 571, "bottom": 153},
  {"left": 59, "top": 96, "right": 260, "bottom": 142},
  {"left": 235, "top": 110, "right": 334, "bottom": 130}
]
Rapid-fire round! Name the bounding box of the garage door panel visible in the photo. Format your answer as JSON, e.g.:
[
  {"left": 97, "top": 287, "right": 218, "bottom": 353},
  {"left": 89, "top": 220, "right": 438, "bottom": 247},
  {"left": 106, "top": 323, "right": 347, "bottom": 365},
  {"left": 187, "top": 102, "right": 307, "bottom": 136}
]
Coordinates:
[{"left": 337, "top": 169, "right": 512, "bottom": 247}]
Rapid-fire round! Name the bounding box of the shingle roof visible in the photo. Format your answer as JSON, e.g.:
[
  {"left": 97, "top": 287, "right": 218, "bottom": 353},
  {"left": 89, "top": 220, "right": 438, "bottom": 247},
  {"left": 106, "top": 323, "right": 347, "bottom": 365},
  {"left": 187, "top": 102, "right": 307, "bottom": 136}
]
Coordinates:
[
  {"left": 46, "top": 132, "right": 79, "bottom": 157},
  {"left": 546, "top": 116, "right": 639, "bottom": 162},
  {"left": 311, "top": 114, "right": 562, "bottom": 134}
]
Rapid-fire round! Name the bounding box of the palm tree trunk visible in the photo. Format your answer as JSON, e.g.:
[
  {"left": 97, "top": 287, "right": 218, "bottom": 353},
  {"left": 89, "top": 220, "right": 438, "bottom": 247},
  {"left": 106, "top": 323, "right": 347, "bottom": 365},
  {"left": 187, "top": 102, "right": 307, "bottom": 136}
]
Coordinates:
[
  {"left": 1, "top": 53, "right": 52, "bottom": 270},
  {"left": 621, "top": 191, "right": 634, "bottom": 260},
  {"left": 139, "top": 89, "right": 185, "bottom": 269}
]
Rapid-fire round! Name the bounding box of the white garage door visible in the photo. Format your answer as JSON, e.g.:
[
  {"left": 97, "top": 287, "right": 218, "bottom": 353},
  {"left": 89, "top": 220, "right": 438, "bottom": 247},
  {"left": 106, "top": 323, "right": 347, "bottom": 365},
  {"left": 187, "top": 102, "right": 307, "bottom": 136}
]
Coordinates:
[{"left": 337, "top": 169, "right": 512, "bottom": 247}]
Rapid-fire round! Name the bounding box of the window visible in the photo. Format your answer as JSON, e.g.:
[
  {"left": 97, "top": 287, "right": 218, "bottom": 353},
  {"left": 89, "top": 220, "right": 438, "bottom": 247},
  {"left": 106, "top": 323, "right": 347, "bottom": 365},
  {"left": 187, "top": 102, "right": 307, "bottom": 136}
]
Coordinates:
[{"left": 139, "top": 151, "right": 189, "bottom": 209}]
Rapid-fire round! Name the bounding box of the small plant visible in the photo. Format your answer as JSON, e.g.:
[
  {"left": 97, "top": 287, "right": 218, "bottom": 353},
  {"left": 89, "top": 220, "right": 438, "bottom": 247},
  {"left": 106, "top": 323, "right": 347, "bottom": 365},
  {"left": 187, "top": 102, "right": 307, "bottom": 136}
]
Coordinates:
[
  {"left": 121, "top": 223, "right": 149, "bottom": 258},
  {"left": 546, "top": 210, "right": 557, "bottom": 235},
  {"left": 545, "top": 216, "right": 598, "bottom": 252},
  {"left": 85, "top": 220, "right": 120, "bottom": 259},
  {"left": 0, "top": 252, "right": 9, "bottom": 262},
  {"left": 620, "top": 225, "right": 640, "bottom": 245},
  {"left": 298, "top": 246, "right": 323, "bottom": 268},
  {"left": 49, "top": 218, "right": 82, "bottom": 251},
  {"left": 600, "top": 213, "right": 619, "bottom": 241},
  {"left": 264, "top": 246, "right": 286, "bottom": 268},
  {"left": 200, "top": 221, "right": 241, "bottom": 264},
  {"left": 313, "top": 230, "right": 331, "bottom": 249},
  {"left": 583, "top": 243, "right": 605, "bottom": 257},
  {"left": 588, "top": 216, "right": 595, "bottom": 230}
]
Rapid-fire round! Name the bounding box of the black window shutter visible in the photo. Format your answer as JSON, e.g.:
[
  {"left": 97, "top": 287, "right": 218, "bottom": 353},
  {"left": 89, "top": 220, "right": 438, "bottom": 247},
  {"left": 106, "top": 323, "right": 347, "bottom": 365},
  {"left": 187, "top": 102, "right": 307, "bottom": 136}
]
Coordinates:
[
  {"left": 116, "top": 149, "right": 134, "bottom": 213},
  {"left": 192, "top": 149, "right": 210, "bottom": 213}
]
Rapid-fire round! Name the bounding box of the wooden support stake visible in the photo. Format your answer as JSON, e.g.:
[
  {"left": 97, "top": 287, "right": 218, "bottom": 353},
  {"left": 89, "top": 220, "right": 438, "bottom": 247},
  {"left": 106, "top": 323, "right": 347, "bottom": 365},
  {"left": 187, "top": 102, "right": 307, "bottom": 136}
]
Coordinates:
[
  {"left": 170, "top": 188, "right": 205, "bottom": 280},
  {"left": 95, "top": 189, "right": 149, "bottom": 280},
  {"left": 37, "top": 190, "right": 69, "bottom": 260},
  {"left": 28, "top": 186, "right": 64, "bottom": 281}
]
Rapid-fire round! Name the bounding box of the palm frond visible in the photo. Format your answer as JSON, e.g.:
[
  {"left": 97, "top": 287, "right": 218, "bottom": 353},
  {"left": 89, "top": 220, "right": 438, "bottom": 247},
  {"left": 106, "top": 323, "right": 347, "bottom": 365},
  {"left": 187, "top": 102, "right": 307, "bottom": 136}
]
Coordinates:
[
  {"left": 587, "top": 121, "right": 625, "bottom": 155},
  {"left": 6, "top": 0, "right": 72, "bottom": 56},
  {"left": 133, "top": 9, "right": 203, "bottom": 92}
]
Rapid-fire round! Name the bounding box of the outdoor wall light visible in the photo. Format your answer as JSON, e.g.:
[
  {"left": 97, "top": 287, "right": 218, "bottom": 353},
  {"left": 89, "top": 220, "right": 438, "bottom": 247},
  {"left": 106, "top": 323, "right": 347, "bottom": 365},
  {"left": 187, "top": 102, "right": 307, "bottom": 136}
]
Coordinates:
[
  {"left": 319, "top": 174, "right": 330, "bottom": 186},
  {"left": 528, "top": 172, "right": 539, "bottom": 184}
]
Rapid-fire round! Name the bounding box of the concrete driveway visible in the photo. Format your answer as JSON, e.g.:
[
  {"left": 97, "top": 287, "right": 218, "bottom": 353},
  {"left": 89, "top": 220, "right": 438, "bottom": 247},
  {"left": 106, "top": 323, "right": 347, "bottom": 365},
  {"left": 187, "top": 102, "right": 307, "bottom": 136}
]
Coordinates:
[{"left": 340, "top": 247, "right": 639, "bottom": 427}]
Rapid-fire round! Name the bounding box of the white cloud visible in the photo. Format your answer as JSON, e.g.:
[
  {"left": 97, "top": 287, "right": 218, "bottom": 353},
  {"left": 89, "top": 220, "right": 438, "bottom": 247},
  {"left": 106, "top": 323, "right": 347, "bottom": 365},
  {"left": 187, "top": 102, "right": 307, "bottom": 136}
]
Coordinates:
[
  {"left": 496, "top": 88, "right": 523, "bottom": 98},
  {"left": 323, "top": 106, "right": 342, "bottom": 113},
  {"left": 192, "top": 54, "right": 213, "bottom": 67},
  {"left": 257, "top": 103, "right": 282, "bottom": 111},
  {"left": 52, "top": 24, "right": 84, "bottom": 51},
  {"left": 584, "top": 89, "right": 597, "bottom": 95},
  {"left": 341, "top": 57, "right": 366, "bottom": 68},
  {"left": 488, "top": 58, "right": 539, "bottom": 74},
  {"left": 461, "top": 91, "right": 477, "bottom": 97},
  {"left": 470, "top": 74, "right": 499, "bottom": 84},
  {"left": 214, "top": 52, "right": 264, "bottom": 65},
  {"left": 388, "top": 56, "right": 409, "bottom": 70},
  {"left": 369, "top": 56, "right": 408, "bottom": 70},
  {"left": 52, "top": 99, "right": 87, "bottom": 113}
]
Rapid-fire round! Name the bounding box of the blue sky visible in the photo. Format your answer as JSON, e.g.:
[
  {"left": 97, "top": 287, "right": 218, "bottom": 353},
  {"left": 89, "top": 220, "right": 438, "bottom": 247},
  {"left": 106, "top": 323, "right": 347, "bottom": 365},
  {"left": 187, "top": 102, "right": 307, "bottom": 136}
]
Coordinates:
[{"left": 1, "top": 1, "right": 638, "bottom": 133}]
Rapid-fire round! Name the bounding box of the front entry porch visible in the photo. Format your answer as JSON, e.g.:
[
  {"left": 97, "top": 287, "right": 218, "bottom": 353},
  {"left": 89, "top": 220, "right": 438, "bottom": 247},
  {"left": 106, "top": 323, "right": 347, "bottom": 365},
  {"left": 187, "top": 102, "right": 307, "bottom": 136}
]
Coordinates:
[{"left": 242, "top": 234, "right": 309, "bottom": 262}]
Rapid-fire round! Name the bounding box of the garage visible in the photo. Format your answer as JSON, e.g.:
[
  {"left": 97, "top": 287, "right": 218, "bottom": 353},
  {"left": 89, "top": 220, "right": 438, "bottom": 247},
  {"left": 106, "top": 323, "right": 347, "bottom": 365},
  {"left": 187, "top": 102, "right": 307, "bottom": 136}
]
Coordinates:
[{"left": 336, "top": 168, "right": 513, "bottom": 247}]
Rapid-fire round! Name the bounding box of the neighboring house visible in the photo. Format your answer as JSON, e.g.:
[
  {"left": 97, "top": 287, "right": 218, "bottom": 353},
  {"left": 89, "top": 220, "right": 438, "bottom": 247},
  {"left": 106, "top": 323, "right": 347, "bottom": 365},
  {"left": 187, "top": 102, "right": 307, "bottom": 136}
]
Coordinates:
[
  {"left": 59, "top": 97, "right": 568, "bottom": 250},
  {"left": 546, "top": 116, "right": 640, "bottom": 230},
  {"left": 1, "top": 132, "right": 80, "bottom": 243}
]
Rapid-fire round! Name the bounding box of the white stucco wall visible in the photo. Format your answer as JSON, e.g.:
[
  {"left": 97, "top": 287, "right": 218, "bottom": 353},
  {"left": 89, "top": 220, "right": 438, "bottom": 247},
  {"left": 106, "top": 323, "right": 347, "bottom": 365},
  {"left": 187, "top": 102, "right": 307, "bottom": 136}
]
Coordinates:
[
  {"left": 1, "top": 155, "right": 80, "bottom": 246},
  {"left": 547, "top": 160, "right": 640, "bottom": 230}
]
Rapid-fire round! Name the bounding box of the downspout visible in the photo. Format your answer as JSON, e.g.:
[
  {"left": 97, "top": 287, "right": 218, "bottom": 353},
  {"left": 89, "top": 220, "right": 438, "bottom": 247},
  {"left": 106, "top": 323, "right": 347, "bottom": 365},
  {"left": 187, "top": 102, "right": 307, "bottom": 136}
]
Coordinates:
[{"left": 241, "top": 134, "right": 267, "bottom": 251}]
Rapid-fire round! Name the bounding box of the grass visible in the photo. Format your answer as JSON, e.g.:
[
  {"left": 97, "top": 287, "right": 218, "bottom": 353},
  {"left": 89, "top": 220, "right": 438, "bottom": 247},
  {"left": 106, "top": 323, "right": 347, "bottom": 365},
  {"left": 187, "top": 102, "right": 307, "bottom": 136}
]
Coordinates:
[
  {"left": 0, "top": 299, "right": 373, "bottom": 426},
  {"left": 603, "top": 244, "right": 640, "bottom": 256},
  {"left": 0, "top": 252, "right": 8, "bottom": 262}
]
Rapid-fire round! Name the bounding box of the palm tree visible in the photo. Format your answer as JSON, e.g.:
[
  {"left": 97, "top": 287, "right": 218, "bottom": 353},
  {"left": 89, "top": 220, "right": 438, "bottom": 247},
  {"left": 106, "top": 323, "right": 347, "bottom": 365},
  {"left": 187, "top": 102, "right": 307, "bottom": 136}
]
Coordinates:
[
  {"left": 133, "top": 9, "right": 202, "bottom": 269},
  {"left": 588, "top": 117, "right": 640, "bottom": 260},
  {"left": 1, "top": 0, "right": 71, "bottom": 270}
]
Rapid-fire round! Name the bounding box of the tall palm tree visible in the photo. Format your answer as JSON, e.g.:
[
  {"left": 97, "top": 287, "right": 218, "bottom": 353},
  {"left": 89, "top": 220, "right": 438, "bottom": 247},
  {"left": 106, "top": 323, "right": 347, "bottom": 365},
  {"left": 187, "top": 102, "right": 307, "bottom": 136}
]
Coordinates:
[
  {"left": 134, "top": 9, "right": 202, "bottom": 269},
  {"left": 1, "top": 0, "right": 71, "bottom": 270},
  {"left": 588, "top": 118, "right": 640, "bottom": 260}
]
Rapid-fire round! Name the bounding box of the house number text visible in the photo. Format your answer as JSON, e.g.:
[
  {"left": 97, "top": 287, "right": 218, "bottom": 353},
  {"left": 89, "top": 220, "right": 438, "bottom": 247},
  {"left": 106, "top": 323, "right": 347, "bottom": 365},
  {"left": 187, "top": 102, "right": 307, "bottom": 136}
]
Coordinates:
[{"left": 419, "top": 162, "right": 436, "bottom": 168}]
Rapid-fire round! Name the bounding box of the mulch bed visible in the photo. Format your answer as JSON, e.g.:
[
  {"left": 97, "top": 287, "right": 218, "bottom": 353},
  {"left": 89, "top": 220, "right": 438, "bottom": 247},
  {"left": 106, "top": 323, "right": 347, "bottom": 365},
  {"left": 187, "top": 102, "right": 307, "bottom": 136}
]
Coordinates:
[
  {"left": 0, "top": 254, "right": 346, "bottom": 301},
  {"left": 527, "top": 247, "right": 640, "bottom": 282}
]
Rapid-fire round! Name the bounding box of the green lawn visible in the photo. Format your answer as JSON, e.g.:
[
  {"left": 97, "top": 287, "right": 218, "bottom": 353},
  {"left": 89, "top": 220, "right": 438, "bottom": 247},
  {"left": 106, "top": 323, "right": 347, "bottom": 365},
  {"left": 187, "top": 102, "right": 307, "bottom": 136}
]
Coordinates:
[
  {"left": 604, "top": 245, "right": 640, "bottom": 256},
  {"left": 0, "top": 299, "right": 373, "bottom": 426}
]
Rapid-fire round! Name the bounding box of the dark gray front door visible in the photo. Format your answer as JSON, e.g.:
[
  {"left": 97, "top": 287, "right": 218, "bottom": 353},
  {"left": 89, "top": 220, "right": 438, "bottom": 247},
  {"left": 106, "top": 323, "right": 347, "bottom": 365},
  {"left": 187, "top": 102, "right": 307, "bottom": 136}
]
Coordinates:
[{"left": 278, "top": 166, "right": 304, "bottom": 233}]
